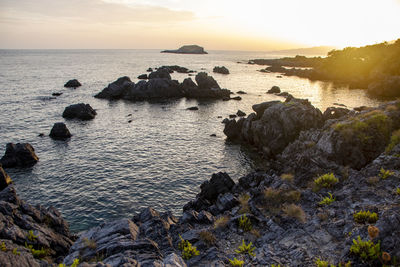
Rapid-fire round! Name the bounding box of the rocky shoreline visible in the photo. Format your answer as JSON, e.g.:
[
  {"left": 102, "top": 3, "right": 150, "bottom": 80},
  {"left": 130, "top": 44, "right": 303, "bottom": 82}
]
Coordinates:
[{"left": 1, "top": 95, "right": 400, "bottom": 266}]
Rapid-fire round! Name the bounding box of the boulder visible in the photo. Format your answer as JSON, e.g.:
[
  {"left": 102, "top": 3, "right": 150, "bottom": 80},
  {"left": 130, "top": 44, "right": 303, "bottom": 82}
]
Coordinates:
[
  {"left": 49, "top": 122, "right": 72, "bottom": 140},
  {"left": 267, "top": 86, "right": 281, "bottom": 94},
  {"left": 198, "top": 172, "right": 235, "bottom": 203},
  {"left": 95, "top": 76, "right": 134, "bottom": 99},
  {"left": 0, "top": 164, "right": 12, "bottom": 190},
  {"left": 236, "top": 91, "right": 247, "bottom": 94},
  {"left": 161, "top": 45, "right": 208, "bottom": 54},
  {"left": 322, "top": 107, "right": 350, "bottom": 121},
  {"left": 148, "top": 68, "right": 172, "bottom": 80},
  {"left": 62, "top": 103, "right": 97, "bottom": 120},
  {"left": 213, "top": 66, "right": 229, "bottom": 74},
  {"left": 52, "top": 92, "right": 63, "bottom": 96},
  {"left": 187, "top": 106, "right": 199, "bottom": 111},
  {"left": 161, "top": 65, "right": 190, "bottom": 73},
  {"left": 137, "top": 74, "right": 148, "bottom": 80},
  {"left": 64, "top": 79, "right": 81, "bottom": 88},
  {"left": 231, "top": 96, "right": 242, "bottom": 100},
  {"left": 195, "top": 72, "right": 220, "bottom": 90},
  {"left": 237, "top": 110, "right": 246, "bottom": 117},
  {"left": 0, "top": 143, "right": 39, "bottom": 168},
  {"left": 223, "top": 118, "right": 245, "bottom": 139},
  {"left": 123, "top": 79, "right": 182, "bottom": 100}
]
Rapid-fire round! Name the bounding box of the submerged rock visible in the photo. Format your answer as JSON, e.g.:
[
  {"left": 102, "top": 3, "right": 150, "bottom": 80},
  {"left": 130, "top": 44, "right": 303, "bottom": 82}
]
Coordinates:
[
  {"left": 49, "top": 122, "right": 72, "bottom": 140},
  {"left": 62, "top": 103, "right": 97, "bottom": 120},
  {"left": 0, "top": 143, "right": 39, "bottom": 168},
  {"left": 64, "top": 79, "right": 81, "bottom": 88},
  {"left": 267, "top": 86, "right": 281, "bottom": 94},
  {"left": 187, "top": 106, "right": 199, "bottom": 111}
]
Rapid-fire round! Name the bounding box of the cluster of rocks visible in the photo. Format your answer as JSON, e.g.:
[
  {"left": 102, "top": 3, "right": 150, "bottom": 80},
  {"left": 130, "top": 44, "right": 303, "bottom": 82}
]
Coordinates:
[
  {"left": 0, "top": 143, "right": 39, "bottom": 168},
  {"left": 95, "top": 70, "right": 231, "bottom": 101},
  {"left": 213, "top": 66, "right": 229, "bottom": 75}
]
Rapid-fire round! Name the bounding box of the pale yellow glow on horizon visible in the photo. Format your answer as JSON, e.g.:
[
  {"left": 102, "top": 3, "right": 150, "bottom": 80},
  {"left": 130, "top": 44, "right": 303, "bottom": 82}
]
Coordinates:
[{"left": 0, "top": 0, "right": 400, "bottom": 50}]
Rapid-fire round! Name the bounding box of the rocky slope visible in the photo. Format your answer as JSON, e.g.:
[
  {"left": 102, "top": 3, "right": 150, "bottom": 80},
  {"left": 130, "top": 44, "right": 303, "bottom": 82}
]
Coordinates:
[{"left": 2, "top": 99, "right": 400, "bottom": 266}]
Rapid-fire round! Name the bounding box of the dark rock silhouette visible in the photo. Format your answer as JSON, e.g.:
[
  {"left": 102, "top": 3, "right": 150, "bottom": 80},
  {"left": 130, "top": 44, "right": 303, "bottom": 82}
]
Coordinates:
[
  {"left": 62, "top": 103, "right": 97, "bottom": 120},
  {"left": 137, "top": 74, "right": 148, "bottom": 80},
  {"left": 49, "top": 122, "right": 72, "bottom": 140},
  {"left": 213, "top": 66, "right": 229, "bottom": 74},
  {"left": 267, "top": 86, "right": 281, "bottom": 94},
  {"left": 0, "top": 143, "right": 39, "bottom": 168},
  {"left": 64, "top": 79, "right": 81, "bottom": 88},
  {"left": 0, "top": 164, "right": 12, "bottom": 190},
  {"left": 161, "top": 45, "right": 208, "bottom": 54}
]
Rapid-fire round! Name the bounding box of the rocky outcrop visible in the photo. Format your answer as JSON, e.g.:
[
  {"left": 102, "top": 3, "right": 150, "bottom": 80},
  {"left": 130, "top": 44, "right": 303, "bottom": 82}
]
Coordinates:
[
  {"left": 95, "top": 72, "right": 231, "bottom": 101},
  {"left": 0, "top": 165, "right": 12, "bottom": 191},
  {"left": 0, "top": 186, "right": 73, "bottom": 266},
  {"left": 213, "top": 66, "right": 229, "bottom": 74},
  {"left": 0, "top": 143, "right": 39, "bottom": 168},
  {"left": 64, "top": 79, "right": 81, "bottom": 88},
  {"left": 49, "top": 122, "right": 72, "bottom": 140},
  {"left": 224, "top": 98, "right": 324, "bottom": 157},
  {"left": 62, "top": 103, "right": 97, "bottom": 120},
  {"left": 137, "top": 74, "right": 148, "bottom": 80},
  {"left": 161, "top": 45, "right": 208, "bottom": 54},
  {"left": 367, "top": 75, "right": 400, "bottom": 97}
]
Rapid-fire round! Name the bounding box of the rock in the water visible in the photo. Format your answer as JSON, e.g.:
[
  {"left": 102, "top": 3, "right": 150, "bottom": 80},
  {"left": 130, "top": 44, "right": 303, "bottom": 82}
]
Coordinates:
[
  {"left": 161, "top": 45, "right": 208, "bottom": 54},
  {"left": 195, "top": 72, "right": 220, "bottom": 90},
  {"left": 148, "top": 68, "right": 172, "bottom": 80},
  {"left": 199, "top": 172, "right": 235, "bottom": 203},
  {"left": 64, "top": 79, "right": 81, "bottom": 88},
  {"left": 137, "top": 74, "right": 148, "bottom": 80},
  {"left": 213, "top": 66, "right": 229, "bottom": 74},
  {"left": 231, "top": 96, "right": 242, "bottom": 100},
  {"left": 187, "top": 106, "right": 199, "bottom": 111},
  {"left": 0, "top": 143, "right": 39, "bottom": 168},
  {"left": 237, "top": 110, "right": 246, "bottom": 117},
  {"left": 236, "top": 90, "right": 247, "bottom": 94},
  {"left": 62, "top": 103, "right": 97, "bottom": 120},
  {"left": 52, "top": 92, "right": 63, "bottom": 96},
  {"left": 0, "top": 164, "right": 12, "bottom": 190},
  {"left": 49, "top": 122, "right": 72, "bottom": 140},
  {"left": 95, "top": 76, "right": 134, "bottom": 99},
  {"left": 229, "top": 114, "right": 237, "bottom": 118},
  {"left": 147, "top": 68, "right": 153, "bottom": 72},
  {"left": 267, "top": 86, "right": 281, "bottom": 94}
]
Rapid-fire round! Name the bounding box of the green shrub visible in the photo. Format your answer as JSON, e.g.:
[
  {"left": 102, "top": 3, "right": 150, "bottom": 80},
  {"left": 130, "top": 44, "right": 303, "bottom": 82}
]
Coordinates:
[
  {"left": 82, "top": 237, "right": 97, "bottom": 249},
  {"left": 25, "top": 242, "right": 48, "bottom": 259},
  {"left": 238, "top": 194, "right": 250, "bottom": 214},
  {"left": 238, "top": 214, "right": 252, "bottom": 232},
  {"left": 318, "top": 193, "right": 336, "bottom": 206},
  {"left": 385, "top": 129, "right": 400, "bottom": 153},
  {"left": 353, "top": 211, "right": 378, "bottom": 224},
  {"left": 199, "top": 230, "right": 216, "bottom": 246},
  {"left": 12, "top": 248, "right": 20, "bottom": 255},
  {"left": 178, "top": 235, "right": 199, "bottom": 260},
  {"left": 0, "top": 242, "right": 6, "bottom": 252},
  {"left": 315, "top": 258, "right": 333, "bottom": 267},
  {"left": 263, "top": 188, "right": 301, "bottom": 213},
  {"left": 379, "top": 168, "right": 394, "bottom": 179},
  {"left": 396, "top": 187, "right": 400, "bottom": 195},
  {"left": 27, "top": 230, "right": 37, "bottom": 242},
  {"left": 58, "top": 259, "right": 80, "bottom": 267},
  {"left": 314, "top": 173, "right": 339, "bottom": 190},
  {"left": 228, "top": 257, "right": 244, "bottom": 266},
  {"left": 350, "top": 236, "right": 381, "bottom": 262},
  {"left": 235, "top": 239, "right": 255, "bottom": 257}
]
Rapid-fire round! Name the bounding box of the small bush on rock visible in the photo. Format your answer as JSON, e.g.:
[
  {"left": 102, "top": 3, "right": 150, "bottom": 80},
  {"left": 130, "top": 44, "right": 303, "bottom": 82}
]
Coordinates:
[
  {"left": 368, "top": 225, "right": 379, "bottom": 239},
  {"left": 235, "top": 239, "right": 255, "bottom": 257},
  {"left": 238, "top": 193, "right": 250, "bottom": 214},
  {"left": 228, "top": 257, "right": 244, "bottom": 267},
  {"left": 59, "top": 259, "right": 80, "bottom": 267},
  {"left": 12, "top": 248, "right": 20, "bottom": 255},
  {"left": 214, "top": 215, "right": 230, "bottom": 229},
  {"left": 178, "top": 235, "right": 200, "bottom": 260},
  {"left": 353, "top": 210, "right": 378, "bottom": 224},
  {"left": 27, "top": 230, "right": 37, "bottom": 242},
  {"left": 1, "top": 242, "right": 6, "bottom": 252},
  {"left": 283, "top": 204, "right": 306, "bottom": 223},
  {"left": 385, "top": 129, "right": 400, "bottom": 153},
  {"left": 238, "top": 214, "right": 252, "bottom": 232},
  {"left": 281, "top": 173, "right": 294, "bottom": 183},
  {"left": 199, "top": 230, "right": 216, "bottom": 246},
  {"left": 396, "top": 187, "right": 400, "bottom": 195},
  {"left": 25, "top": 242, "right": 48, "bottom": 259},
  {"left": 350, "top": 236, "right": 381, "bottom": 262},
  {"left": 379, "top": 168, "right": 394, "bottom": 179},
  {"left": 82, "top": 237, "right": 97, "bottom": 250},
  {"left": 318, "top": 193, "right": 335, "bottom": 206},
  {"left": 314, "top": 173, "right": 339, "bottom": 191}
]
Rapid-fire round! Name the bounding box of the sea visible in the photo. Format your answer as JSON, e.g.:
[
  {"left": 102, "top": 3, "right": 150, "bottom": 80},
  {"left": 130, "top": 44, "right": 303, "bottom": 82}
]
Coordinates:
[{"left": 0, "top": 49, "right": 384, "bottom": 232}]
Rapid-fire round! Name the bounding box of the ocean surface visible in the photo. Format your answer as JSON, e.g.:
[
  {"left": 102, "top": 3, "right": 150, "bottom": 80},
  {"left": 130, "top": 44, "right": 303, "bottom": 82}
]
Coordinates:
[{"left": 0, "top": 49, "right": 384, "bottom": 232}]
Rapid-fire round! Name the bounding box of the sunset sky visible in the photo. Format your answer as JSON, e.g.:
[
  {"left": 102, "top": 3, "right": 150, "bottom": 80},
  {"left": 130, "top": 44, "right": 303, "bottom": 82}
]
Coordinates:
[{"left": 1, "top": 0, "right": 400, "bottom": 50}]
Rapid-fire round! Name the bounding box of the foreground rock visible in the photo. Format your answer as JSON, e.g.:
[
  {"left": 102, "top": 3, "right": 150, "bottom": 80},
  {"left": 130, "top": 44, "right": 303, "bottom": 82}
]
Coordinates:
[
  {"left": 213, "top": 66, "right": 229, "bottom": 74},
  {"left": 161, "top": 45, "right": 208, "bottom": 54},
  {"left": 62, "top": 103, "right": 97, "bottom": 120},
  {"left": 49, "top": 122, "right": 72, "bottom": 140},
  {"left": 0, "top": 186, "right": 73, "bottom": 266},
  {"left": 0, "top": 164, "right": 12, "bottom": 190},
  {"left": 267, "top": 86, "right": 281, "bottom": 94},
  {"left": 95, "top": 72, "right": 231, "bottom": 101},
  {"left": 0, "top": 143, "right": 39, "bottom": 168},
  {"left": 64, "top": 79, "right": 81, "bottom": 88}
]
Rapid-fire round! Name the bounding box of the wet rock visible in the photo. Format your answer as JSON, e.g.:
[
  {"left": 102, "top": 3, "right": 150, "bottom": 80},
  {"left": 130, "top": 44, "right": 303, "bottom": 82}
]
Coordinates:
[
  {"left": 267, "top": 86, "right": 281, "bottom": 94},
  {"left": 323, "top": 107, "right": 350, "bottom": 121},
  {"left": 229, "top": 114, "right": 237, "bottom": 118},
  {"left": 148, "top": 68, "right": 171, "bottom": 80},
  {"left": 199, "top": 172, "right": 235, "bottom": 203},
  {"left": 52, "top": 92, "right": 63, "bottom": 96},
  {"left": 231, "top": 96, "right": 242, "bottom": 100},
  {"left": 187, "top": 106, "right": 199, "bottom": 111},
  {"left": 137, "top": 74, "right": 148, "bottom": 80},
  {"left": 161, "top": 65, "right": 191, "bottom": 73},
  {"left": 236, "top": 91, "right": 247, "bottom": 94},
  {"left": 213, "top": 66, "right": 229, "bottom": 74},
  {"left": 49, "top": 122, "right": 72, "bottom": 140},
  {"left": 0, "top": 143, "right": 39, "bottom": 168},
  {"left": 195, "top": 72, "right": 220, "bottom": 90},
  {"left": 64, "top": 79, "right": 81, "bottom": 88},
  {"left": 223, "top": 118, "right": 245, "bottom": 140},
  {"left": 146, "top": 68, "right": 153, "bottom": 72},
  {"left": 95, "top": 76, "right": 134, "bottom": 99},
  {"left": 0, "top": 164, "right": 12, "bottom": 190},
  {"left": 62, "top": 103, "right": 97, "bottom": 120}
]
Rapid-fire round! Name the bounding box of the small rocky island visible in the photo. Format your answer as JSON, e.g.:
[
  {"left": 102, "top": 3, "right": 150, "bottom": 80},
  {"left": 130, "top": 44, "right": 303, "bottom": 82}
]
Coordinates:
[{"left": 161, "top": 45, "right": 208, "bottom": 54}]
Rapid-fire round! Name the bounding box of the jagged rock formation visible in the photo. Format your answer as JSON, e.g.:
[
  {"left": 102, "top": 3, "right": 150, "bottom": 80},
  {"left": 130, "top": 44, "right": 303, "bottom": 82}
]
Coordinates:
[{"left": 95, "top": 71, "right": 231, "bottom": 101}]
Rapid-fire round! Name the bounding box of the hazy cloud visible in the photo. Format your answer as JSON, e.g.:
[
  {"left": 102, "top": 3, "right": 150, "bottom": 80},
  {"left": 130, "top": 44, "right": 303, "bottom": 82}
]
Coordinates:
[{"left": 0, "top": 0, "right": 195, "bottom": 23}]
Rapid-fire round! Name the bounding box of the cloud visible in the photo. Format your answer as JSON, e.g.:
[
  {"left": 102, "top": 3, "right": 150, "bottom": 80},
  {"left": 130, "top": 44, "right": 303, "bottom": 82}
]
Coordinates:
[{"left": 0, "top": 0, "right": 195, "bottom": 24}]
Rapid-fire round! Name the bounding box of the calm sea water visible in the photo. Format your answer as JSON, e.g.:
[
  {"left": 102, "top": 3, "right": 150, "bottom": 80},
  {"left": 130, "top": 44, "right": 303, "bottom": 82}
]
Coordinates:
[{"left": 0, "top": 49, "right": 383, "bottom": 232}]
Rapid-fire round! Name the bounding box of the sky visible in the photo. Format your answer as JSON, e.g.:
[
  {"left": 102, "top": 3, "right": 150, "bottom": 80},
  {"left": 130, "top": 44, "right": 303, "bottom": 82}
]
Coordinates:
[{"left": 1, "top": 0, "right": 400, "bottom": 50}]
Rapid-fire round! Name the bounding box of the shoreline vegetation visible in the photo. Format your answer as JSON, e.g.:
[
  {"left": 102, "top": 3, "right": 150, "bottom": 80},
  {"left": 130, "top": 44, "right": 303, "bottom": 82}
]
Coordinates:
[{"left": 250, "top": 39, "right": 400, "bottom": 97}]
